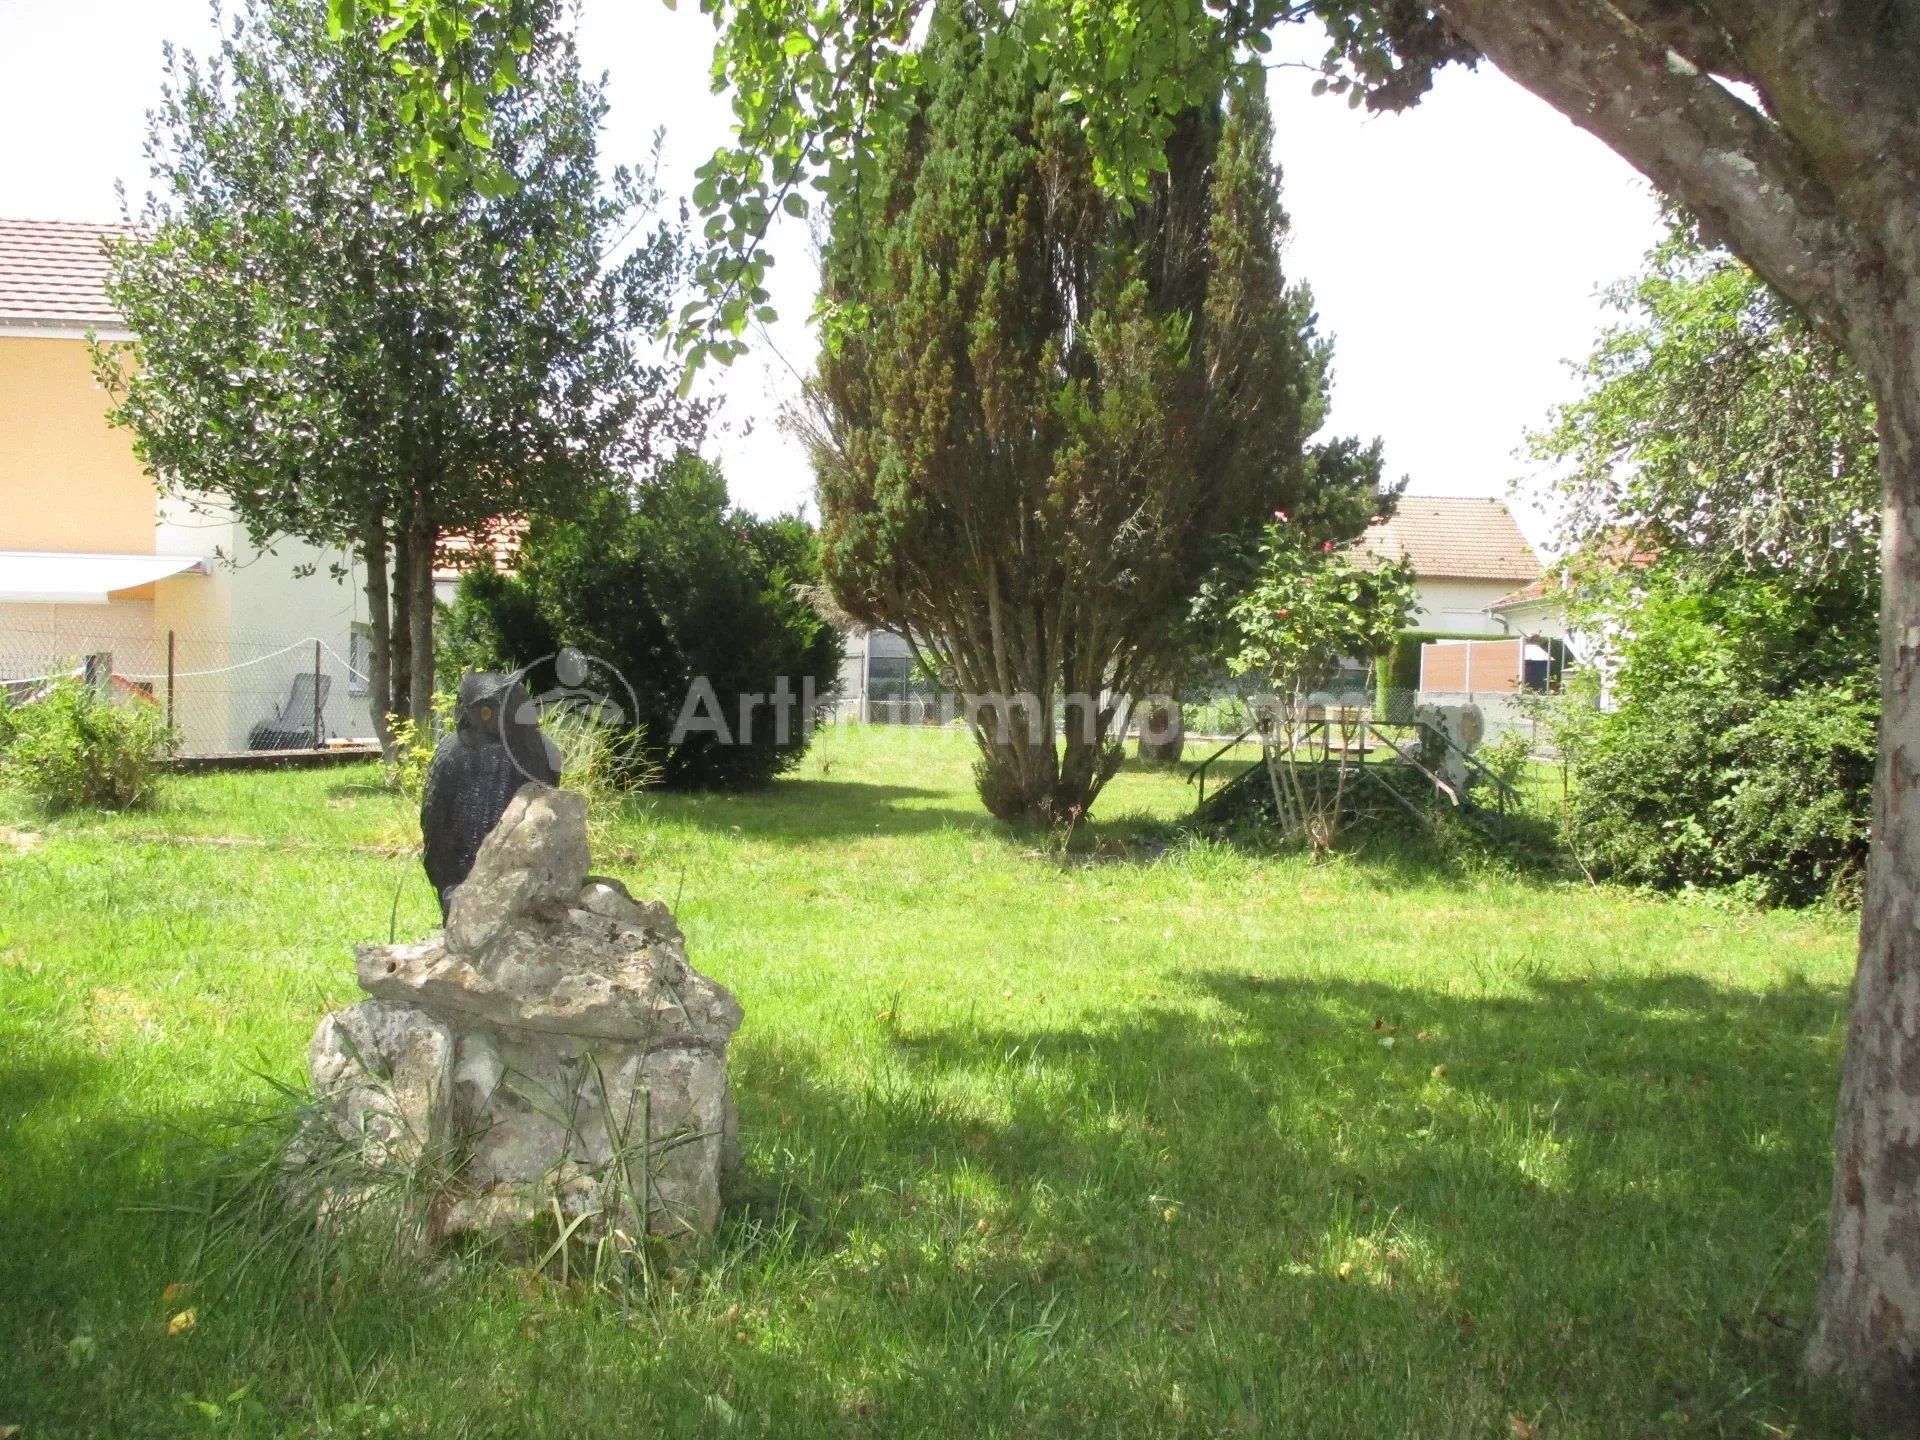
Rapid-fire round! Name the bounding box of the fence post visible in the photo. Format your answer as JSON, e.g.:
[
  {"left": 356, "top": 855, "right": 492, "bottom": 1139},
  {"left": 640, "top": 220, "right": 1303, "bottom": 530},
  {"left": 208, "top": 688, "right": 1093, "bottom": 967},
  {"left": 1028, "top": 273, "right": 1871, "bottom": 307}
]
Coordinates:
[
  {"left": 166, "top": 630, "right": 176, "bottom": 731},
  {"left": 312, "top": 641, "right": 323, "bottom": 748}
]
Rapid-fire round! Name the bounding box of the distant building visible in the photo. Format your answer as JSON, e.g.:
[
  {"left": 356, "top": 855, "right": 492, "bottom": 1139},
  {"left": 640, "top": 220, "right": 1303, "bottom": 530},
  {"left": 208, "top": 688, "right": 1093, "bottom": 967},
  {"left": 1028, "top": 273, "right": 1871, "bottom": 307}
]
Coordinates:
[
  {"left": 0, "top": 218, "right": 371, "bottom": 752},
  {"left": 1358, "top": 496, "right": 1546, "bottom": 635}
]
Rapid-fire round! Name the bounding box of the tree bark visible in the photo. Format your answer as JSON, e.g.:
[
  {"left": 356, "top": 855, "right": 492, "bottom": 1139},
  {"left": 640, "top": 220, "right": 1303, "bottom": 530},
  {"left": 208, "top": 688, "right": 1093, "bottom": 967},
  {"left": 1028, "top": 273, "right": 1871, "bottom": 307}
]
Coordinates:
[
  {"left": 359, "top": 503, "right": 395, "bottom": 760},
  {"left": 406, "top": 491, "right": 436, "bottom": 732},
  {"left": 390, "top": 510, "right": 414, "bottom": 728},
  {"left": 1806, "top": 301, "right": 1920, "bottom": 1433},
  {"left": 1137, "top": 698, "right": 1185, "bottom": 764},
  {"left": 1417, "top": 5, "right": 1919, "bottom": 1422}
]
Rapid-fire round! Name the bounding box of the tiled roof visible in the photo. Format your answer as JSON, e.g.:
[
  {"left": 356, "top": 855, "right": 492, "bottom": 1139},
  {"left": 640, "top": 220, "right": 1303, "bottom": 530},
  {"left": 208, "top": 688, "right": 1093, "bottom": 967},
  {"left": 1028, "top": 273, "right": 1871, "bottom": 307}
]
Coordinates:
[
  {"left": 1491, "top": 539, "right": 1657, "bottom": 608},
  {"left": 1358, "top": 496, "right": 1542, "bottom": 583},
  {"left": 0, "top": 218, "right": 133, "bottom": 329}
]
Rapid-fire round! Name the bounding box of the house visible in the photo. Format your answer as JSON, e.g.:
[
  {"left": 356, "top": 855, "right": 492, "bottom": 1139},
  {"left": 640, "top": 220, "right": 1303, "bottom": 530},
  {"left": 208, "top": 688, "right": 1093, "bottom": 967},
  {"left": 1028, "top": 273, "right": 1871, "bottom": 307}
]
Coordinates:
[
  {"left": 1359, "top": 495, "right": 1546, "bottom": 635},
  {"left": 0, "top": 218, "right": 373, "bottom": 753}
]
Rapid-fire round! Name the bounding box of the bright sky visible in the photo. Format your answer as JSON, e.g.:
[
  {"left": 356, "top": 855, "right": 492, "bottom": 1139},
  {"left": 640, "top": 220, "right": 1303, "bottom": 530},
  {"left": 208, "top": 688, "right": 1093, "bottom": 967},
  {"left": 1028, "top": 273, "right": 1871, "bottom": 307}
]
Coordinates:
[{"left": 0, "top": 1, "right": 1663, "bottom": 547}]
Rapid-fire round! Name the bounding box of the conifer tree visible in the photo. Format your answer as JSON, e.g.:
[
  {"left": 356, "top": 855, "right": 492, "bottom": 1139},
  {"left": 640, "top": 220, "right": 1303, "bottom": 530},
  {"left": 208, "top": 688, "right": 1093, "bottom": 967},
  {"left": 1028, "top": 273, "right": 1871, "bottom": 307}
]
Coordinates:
[{"left": 804, "top": 6, "right": 1382, "bottom": 824}]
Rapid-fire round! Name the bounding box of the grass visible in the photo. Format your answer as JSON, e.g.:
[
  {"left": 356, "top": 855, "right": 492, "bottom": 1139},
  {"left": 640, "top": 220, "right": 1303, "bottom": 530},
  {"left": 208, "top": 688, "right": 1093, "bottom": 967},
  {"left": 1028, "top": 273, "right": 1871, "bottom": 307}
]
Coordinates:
[{"left": 0, "top": 724, "right": 1863, "bottom": 1438}]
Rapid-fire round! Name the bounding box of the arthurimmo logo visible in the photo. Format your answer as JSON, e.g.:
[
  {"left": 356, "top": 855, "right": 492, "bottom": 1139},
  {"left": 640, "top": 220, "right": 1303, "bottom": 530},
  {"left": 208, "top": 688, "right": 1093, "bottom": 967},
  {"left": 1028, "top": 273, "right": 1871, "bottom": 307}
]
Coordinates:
[{"left": 500, "top": 648, "right": 639, "bottom": 783}]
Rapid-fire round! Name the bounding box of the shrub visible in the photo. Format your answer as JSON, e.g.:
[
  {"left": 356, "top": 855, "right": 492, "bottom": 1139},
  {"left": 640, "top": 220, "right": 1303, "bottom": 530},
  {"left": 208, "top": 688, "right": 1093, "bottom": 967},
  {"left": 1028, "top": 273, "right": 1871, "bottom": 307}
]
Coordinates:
[
  {"left": 1556, "top": 573, "right": 1876, "bottom": 906},
  {"left": 440, "top": 451, "right": 844, "bottom": 789},
  {"left": 0, "top": 677, "right": 177, "bottom": 812}
]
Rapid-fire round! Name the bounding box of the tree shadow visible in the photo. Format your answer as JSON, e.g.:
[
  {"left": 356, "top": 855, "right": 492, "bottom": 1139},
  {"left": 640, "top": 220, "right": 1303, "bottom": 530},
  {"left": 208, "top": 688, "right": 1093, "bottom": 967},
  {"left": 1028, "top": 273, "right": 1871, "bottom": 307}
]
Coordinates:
[
  {"left": 1, "top": 958, "right": 1860, "bottom": 1436},
  {"left": 719, "top": 964, "right": 1856, "bottom": 1435},
  {"left": 652, "top": 779, "right": 992, "bottom": 844}
]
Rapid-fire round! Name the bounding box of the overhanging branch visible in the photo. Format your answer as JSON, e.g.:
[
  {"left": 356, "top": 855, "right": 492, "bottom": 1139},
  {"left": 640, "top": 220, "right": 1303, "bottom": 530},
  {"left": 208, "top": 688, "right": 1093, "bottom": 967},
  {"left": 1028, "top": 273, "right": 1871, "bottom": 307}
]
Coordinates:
[{"left": 1435, "top": 0, "right": 1875, "bottom": 344}]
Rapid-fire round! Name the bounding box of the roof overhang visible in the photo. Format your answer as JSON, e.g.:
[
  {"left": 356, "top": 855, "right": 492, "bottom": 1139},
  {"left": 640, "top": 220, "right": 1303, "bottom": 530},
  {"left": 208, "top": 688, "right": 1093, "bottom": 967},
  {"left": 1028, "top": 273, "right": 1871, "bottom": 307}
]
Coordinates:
[{"left": 0, "top": 551, "right": 210, "bottom": 604}]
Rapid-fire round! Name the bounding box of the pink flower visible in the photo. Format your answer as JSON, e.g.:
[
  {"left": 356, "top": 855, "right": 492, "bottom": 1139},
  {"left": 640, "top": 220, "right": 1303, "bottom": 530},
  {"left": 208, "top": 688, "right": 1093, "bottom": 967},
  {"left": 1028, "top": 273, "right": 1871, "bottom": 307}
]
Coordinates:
[
  {"left": 1277, "top": 608, "right": 1290, "bottom": 618},
  {"left": 1321, "top": 540, "right": 1335, "bottom": 552},
  {"left": 1273, "top": 509, "right": 1289, "bottom": 523}
]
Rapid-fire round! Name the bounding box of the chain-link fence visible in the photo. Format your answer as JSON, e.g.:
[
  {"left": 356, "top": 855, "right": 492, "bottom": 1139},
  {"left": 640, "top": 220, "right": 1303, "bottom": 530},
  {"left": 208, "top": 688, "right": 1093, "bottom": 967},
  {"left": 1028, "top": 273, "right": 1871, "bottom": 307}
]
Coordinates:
[{"left": 0, "top": 618, "right": 377, "bottom": 757}]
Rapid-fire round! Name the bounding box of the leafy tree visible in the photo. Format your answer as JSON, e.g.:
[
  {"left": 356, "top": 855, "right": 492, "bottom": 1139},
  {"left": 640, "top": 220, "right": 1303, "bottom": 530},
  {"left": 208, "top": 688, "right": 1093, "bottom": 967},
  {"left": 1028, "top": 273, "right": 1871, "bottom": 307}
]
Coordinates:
[
  {"left": 440, "top": 451, "right": 844, "bottom": 789},
  {"left": 802, "top": 8, "right": 1383, "bottom": 826},
  {"left": 97, "top": 0, "right": 699, "bottom": 752},
  {"left": 1556, "top": 572, "right": 1877, "bottom": 906},
  {"left": 1226, "top": 519, "right": 1415, "bottom": 854},
  {"left": 1532, "top": 218, "right": 1880, "bottom": 907},
  {"left": 1534, "top": 215, "right": 1879, "bottom": 586},
  {"left": 349, "top": 0, "right": 1920, "bottom": 1418}
]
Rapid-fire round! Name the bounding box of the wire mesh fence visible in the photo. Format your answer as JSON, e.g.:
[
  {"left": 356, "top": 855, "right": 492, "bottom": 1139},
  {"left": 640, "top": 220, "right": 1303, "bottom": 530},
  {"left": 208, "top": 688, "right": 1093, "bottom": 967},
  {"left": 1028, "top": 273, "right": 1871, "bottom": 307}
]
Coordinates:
[{"left": 0, "top": 618, "right": 377, "bottom": 757}]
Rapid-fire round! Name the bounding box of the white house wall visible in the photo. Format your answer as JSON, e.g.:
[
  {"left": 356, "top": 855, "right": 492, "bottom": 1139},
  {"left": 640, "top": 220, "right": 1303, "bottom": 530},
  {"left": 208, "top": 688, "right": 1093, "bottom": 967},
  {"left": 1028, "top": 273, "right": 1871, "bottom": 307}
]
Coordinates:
[
  {"left": 1409, "top": 578, "right": 1519, "bottom": 634},
  {"left": 153, "top": 496, "right": 372, "bottom": 750}
]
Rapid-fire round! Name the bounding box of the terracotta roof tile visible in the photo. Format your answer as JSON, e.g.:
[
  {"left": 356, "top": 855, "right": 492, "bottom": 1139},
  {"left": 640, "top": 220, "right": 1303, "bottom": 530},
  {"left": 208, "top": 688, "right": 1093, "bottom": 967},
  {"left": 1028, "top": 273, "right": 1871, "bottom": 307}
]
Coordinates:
[
  {"left": 1358, "top": 496, "right": 1541, "bottom": 583},
  {"left": 0, "top": 218, "right": 133, "bottom": 328}
]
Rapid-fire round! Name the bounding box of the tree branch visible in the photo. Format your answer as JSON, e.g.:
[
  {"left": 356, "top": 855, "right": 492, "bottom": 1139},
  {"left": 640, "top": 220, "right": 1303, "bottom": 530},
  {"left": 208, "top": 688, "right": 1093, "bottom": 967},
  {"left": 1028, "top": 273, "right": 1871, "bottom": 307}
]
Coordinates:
[{"left": 1435, "top": 0, "right": 1877, "bottom": 345}]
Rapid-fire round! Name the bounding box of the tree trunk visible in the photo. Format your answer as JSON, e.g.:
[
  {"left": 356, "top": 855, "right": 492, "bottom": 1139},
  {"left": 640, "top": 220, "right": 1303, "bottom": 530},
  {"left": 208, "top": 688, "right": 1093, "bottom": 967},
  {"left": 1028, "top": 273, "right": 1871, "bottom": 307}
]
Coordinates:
[
  {"left": 407, "top": 493, "right": 436, "bottom": 731},
  {"left": 1807, "top": 307, "right": 1920, "bottom": 1433},
  {"left": 360, "top": 504, "right": 395, "bottom": 760},
  {"left": 1057, "top": 706, "right": 1122, "bottom": 819},
  {"left": 1137, "top": 698, "right": 1185, "bottom": 764},
  {"left": 390, "top": 512, "right": 414, "bottom": 728},
  {"left": 970, "top": 694, "right": 1059, "bottom": 826}
]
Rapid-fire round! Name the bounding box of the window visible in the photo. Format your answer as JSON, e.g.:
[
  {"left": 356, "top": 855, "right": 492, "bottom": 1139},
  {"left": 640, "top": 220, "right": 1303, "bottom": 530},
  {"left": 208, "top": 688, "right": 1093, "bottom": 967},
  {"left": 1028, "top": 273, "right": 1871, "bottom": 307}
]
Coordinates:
[
  {"left": 347, "top": 625, "right": 372, "bottom": 697},
  {"left": 866, "top": 654, "right": 913, "bottom": 704}
]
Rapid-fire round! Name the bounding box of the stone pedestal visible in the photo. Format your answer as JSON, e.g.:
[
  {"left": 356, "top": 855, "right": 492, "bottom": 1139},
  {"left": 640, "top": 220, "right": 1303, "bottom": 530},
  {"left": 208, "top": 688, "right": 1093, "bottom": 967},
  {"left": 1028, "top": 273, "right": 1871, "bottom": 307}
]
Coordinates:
[{"left": 301, "top": 786, "right": 741, "bottom": 1243}]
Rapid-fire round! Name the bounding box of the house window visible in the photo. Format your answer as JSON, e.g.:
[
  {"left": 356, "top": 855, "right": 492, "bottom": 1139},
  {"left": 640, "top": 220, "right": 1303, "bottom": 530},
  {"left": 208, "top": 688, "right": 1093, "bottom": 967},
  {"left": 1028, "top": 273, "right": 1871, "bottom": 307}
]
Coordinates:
[
  {"left": 348, "top": 625, "right": 372, "bottom": 697},
  {"left": 867, "top": 654, "right": 913, "bottom": 704}
]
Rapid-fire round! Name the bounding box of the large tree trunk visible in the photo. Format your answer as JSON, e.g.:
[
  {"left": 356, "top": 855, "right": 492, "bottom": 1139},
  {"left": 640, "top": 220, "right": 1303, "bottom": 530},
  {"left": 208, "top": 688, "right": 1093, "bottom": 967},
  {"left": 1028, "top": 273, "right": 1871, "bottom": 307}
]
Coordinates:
[
  {"left": 970, "top": 695, "right": 1059, "bottom": 826},
  {"left": 406, "top": 492, "right": 436, "bottom": 732},
  {"left": 1416, "top": 7, "right": 1916, "bottom": 1424},
  {"left": 1136, "top": 698, "right": 1185, "bottom": 765},
  {"left": 359, "top": 504, "right": 396, "bottom": 760},
  {"left": 1806, "top": 309, "right": 1920, "bottom": 1433},
  {"left": 390, "top": 512, "right": 414, "bottom": 728}
]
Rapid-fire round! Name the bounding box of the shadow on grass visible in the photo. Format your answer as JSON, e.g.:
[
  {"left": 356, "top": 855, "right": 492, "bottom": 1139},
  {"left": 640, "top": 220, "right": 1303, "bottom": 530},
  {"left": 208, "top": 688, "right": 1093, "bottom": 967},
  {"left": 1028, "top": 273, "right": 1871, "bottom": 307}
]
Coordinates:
[
  {"left": 0, "top": 957, "right": 1860, "bottom": 1437},
  {"left": 653, "top": 779, "right": 992, "bottom": 844},
  {"left": 722, "top": 964, "right": 1855, "bottom": 1435}
]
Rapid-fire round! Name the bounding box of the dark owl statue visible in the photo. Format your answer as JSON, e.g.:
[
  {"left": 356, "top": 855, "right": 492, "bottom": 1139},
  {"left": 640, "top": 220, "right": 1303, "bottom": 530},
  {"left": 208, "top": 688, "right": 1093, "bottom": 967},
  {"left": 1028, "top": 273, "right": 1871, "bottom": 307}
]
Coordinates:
[{"left": 421, "top": 671, "right": 562, "bottom": 918}]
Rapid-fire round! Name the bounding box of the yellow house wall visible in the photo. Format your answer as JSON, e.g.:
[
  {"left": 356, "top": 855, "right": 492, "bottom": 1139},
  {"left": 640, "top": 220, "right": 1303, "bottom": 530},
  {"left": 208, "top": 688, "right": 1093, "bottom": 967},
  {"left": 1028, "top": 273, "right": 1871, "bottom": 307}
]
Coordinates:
[{"left": 0, "top": 334, "right": 153, "bottom": 554}]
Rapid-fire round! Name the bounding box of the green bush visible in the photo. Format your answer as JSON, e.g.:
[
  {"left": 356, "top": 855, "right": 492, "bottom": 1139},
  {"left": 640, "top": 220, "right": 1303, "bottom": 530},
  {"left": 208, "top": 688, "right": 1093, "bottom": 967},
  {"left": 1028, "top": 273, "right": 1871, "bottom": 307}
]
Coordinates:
[
  {"left": 1557, "top": 574, "right": 1875, "bottom": 906},
  {"left": 441, "top": 451, "right": 844, "bottom": 789},
  {"left": 0, "top": 677, "right": 177, "bottom": 812}
]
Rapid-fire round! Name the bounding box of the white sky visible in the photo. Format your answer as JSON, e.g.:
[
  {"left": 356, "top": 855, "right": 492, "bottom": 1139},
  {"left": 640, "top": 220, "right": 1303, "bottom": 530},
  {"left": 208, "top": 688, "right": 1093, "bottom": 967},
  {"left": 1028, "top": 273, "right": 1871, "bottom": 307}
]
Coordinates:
[{"left": 0, "top": 0, "right": 1663, "bottom": 547}]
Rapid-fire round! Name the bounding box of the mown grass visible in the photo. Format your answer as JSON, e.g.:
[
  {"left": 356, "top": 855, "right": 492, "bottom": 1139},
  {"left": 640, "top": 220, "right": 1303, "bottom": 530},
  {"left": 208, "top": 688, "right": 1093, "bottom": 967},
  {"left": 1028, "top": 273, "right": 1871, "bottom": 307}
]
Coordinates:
[{"left": 0, "top": 725, "right": 1863, "bottom": 1437}]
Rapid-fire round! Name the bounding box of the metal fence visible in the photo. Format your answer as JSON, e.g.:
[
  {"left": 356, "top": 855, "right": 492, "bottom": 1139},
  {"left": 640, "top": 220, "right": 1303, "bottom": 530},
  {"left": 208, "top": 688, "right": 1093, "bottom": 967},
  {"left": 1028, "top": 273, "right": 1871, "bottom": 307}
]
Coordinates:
[{"left": 0, "top": 619, "right": 376, "bottom": 757}]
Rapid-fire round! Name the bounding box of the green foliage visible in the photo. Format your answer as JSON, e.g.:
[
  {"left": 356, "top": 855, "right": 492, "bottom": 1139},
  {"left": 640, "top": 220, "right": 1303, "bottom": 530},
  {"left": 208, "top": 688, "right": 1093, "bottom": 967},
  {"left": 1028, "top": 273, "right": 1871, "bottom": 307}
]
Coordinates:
[
  {"left": 1534, "top": 216, "right": 1882, "bottom": 909},
  {"left": 1531, "top": 215, "right": 1877, "bottom": 584},
  {"left": 808, "top": 7, "right": 1384, "bottom": 824},
  {"left": 1226, "top": 521, "right": 1415, "bottom": 694},
  {"left": 1223, "top": 520, "right": 1412, "bottom": 855},
  {"left": 1557, "top": 573, "right": 1876, "bottom": 907},
  {"left": 0, "top": 679, "right": 177, "bottom": 813},
  {"left": 383, "top": 688, "right": 460, "bottom": 802},
  {"left": 440, "top": 451, "right": 842, "bottom": 790},
  {"left": 102, "top": 0, "right": 703, "bottom": 734}
]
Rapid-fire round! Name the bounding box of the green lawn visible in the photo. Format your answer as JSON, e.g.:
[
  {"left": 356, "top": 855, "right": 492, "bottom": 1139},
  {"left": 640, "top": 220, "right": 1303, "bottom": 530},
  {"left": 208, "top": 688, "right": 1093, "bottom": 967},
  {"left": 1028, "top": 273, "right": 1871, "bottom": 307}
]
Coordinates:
[{"left": 0, "top": 726, "right": 1862, "bottom": 1437}]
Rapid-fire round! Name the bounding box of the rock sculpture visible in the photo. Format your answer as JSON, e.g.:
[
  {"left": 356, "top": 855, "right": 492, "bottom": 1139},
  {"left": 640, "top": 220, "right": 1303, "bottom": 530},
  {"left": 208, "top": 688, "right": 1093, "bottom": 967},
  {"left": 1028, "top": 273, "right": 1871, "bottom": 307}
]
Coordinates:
[{"left": 302, "top": 784, "right": 741, "bottom": 1244}]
